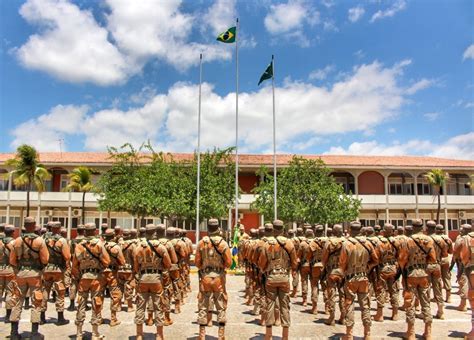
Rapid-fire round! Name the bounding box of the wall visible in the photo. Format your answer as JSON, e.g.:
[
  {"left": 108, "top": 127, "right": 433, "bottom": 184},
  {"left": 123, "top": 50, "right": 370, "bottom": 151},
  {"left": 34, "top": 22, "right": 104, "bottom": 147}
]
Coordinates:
[
  {"left": 358, "top": 171, "right": 385, "bottom": 194},
  {"left": 239, "top": 174, "right": 259, "bottom": 194}
]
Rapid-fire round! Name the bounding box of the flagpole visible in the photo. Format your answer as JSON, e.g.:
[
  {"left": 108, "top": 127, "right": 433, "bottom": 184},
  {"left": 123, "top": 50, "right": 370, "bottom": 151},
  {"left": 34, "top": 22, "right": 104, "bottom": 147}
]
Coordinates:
[
  {"left": 272, "top": 55, "right": 277, "bottom": 221},
  {"left": 196, "top": 53, "right": 203, "bottom": 247},
  {"left": 234, "top": 17, "right": 240, "bottom": 231}
]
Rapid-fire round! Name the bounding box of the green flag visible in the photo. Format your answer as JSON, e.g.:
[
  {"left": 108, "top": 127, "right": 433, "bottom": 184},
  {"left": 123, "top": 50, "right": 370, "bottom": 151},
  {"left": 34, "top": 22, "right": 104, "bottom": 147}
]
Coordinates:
[
  {"left": 258, "top": 59, "right": 273, "bottom": 85},
  {"left": 216, "top": 26, "right": 236, "bottom": 43}
]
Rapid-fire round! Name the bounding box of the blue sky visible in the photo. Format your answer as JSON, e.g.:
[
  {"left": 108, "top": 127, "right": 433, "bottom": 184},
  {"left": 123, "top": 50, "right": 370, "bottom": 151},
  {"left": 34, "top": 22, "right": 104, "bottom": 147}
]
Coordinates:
[{"left": 1, "top": 0, "right": 473, "bottom": 159}]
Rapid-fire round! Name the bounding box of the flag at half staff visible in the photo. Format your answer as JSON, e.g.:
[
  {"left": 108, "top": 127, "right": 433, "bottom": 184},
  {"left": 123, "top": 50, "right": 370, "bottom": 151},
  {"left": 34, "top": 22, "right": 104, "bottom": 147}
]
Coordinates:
[
  {"left": 217, "top": 26, "right": 236, "bottom": 43},
  {"left": 258, "top": 58, "right": 274, "bottom": 85}
]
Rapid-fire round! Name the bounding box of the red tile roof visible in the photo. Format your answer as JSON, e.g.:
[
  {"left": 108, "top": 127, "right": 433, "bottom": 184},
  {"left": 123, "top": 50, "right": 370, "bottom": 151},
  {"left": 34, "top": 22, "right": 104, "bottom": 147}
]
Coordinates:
[{"left": 1, "top": 152, "right": 473, "bottom": 170}]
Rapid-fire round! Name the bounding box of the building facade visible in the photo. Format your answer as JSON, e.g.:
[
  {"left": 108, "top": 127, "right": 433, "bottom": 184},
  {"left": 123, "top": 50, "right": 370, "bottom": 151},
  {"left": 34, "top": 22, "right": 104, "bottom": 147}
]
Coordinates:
[{"left": 1, "top": 152, "right": 473, "bottom": 241}]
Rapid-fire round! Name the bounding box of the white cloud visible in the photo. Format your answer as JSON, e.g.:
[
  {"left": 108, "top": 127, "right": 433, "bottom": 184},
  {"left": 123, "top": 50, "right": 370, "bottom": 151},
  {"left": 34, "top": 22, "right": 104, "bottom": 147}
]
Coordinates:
[
  {"left": 264, "top": 0, "right": 319, "bottom": 46},
  {"left": 10, "top": 105, "right": 88, "bottom": 151},
  {"left": 15, "top": 0, "right": 131, "bottom": 85},
  {"left": 11, "top": 60, "right": 421, "bottom": 154},
  {"left": 308, "top": 64, "right": 335, "bottom": 81},
  {"left": 405, "top": 78, "right": 435, "bottom": 95},
  {"left": 463, "top": 44, "right": 474, "bottom": 61},
  {"left": 348, "top": 6, "right": 365, "bottom": 23},
  {"left": 465, "top": 102, "right": 474, "bottom": 109},
  {"left": 371, "top": 0, "right": 407, "bottom": 23},
  {"left": 14, "top": 0, "right": 232, "bottom": 86},
  {"left": 202, "top": 0, "right": 236, "bottom": 35},
  {"left": 323, "top": 20, "right": 339, "bottom": 32},
  {"left": 325, "top": 132, "right": 474, "bottom": 160},
  {"left": 354, "top": 49, "right": 365, "bottom": 59},
  {"left": 423, "top": 112, "right": 440, "bottom": 121}
]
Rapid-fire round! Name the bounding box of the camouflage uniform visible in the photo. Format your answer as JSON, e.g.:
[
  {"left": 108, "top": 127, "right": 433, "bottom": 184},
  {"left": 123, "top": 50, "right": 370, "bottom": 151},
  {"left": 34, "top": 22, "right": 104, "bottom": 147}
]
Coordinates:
[
  {"left": 289, "top": 230, "right": 300, "bottom": 297},
  {"left": 308, "top": 225, "right": 327, "bottom": 315},
  {"left": 436, "top": 224, "right": 453, "bottom": 302},
  {"left": 0, "top": 225, "right": 16, "bottom": 323},
  {"left": 117, "top": 229, "right": 137, "bottom": 313},
  {"left": 68, "top": 225, "right": 85, "bottom": 311},
  {"left": 454, "top": 225, "right": 471, "bottom": 312},
  {"left": 458, "top": 224, "right": 474, "bottom": 338},
  {"left": 298, "top": 231, "right": 312, "bottom": 306},
  {"left": 169, "top": 227, "right": 187, "bottom": 314}
]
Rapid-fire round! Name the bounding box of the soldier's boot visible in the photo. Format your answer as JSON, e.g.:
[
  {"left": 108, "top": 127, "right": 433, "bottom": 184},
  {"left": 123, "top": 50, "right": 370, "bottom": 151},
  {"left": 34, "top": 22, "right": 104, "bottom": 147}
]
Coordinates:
[
  {"left": 282, "top": 326, "right": 289, "bottom": 340},
  {"left": 436, "top": 304, "right": 445, "bottom": 320},
  {"left": 274, "top": 309, "right": 281, "bottom": 327},
  {"left": 24, "top": 297, "right": 30, "bottom": 309},
  {"left": 5, "top": 308, "right": 12, "bottom": 323},
  {"left": 9, "top": 321, "right": 20, "bottom": 340},
  {"left": 91, "top": 324, "right": 105, "bottom": 340},
  {"left": 343, "top": 325, "right": 353, "bottom": 340},
  {"left": 127, "top": 300, "right": 135, "bottom": 313},
  {"left": 406, "top": 322, "right": 416, "bottom": 340},
  {"left": 391, "top": 307, "right": 399, "bottom": 321},
  {"left": 264, "top": 326, "right": 272, "bottom": 340},
  {"left": 198, "top": 326, "right": 206, "bottom": 340},
  {"left": 39, "top": 311, "right": 46, "bottom": 325},
  {"left": 337, "top": 310, "right": 346, "bottom": 325},
  {"left": 217, "top": 325, "right": 225, "bottom": 340},
  {"left": 76, "top": 323, "right": 83, "bottom": 340},
  {"left": 31, "top": 322, "right": 43, "bottom": 340},
  {"left": 56, "top": 311, "right": 70, "bottom": 325},
  {"left": 373, "top": 307, "right": 383, "bottom": 322},
  {"left": 458, "top": 298, "right": 468, "bottom": 312},
  {"left": 146, "top": 312, "right": 154, "bottom": 326},
  {"left": 324, "top": 312, "right": 335, "bottom": 326},
  {"left": 67, "top": 300, "right": 76, "bottom": 311},
  {"left": 302, "top": 296, "right": 307, "bottom": 307},
  {"left": 445, "top": 291, "right": 451, "bottom": 303},
  {"left": 110, "top": 311, "right": 121, "bottom": 326},
  {"left": 164, "top": 312, "right": 173, "bottom": 326},
  {"left": 364, "top": 324, "right": 371, "bottom": 340},
  {"left": 311, "top": 301, "right": 317, "bottom": 315},
  {"left": 136, "top": 324, "right": 144, "bottom": 340},
  {"left": 246, "top": 295, "right": 253, "bottom": 306},
  {"left": 207, "top": 312, "right": 212, "bottom": 327},
  {"left": 290, "top": 287, "right": 297, "bottom": 298},
  {"left": 156, "top": 326, "right": 164, "bottom": 340},
  {"left": 175, "top": 301, "right": 181, "bottom": 314},
  {"left": 423, "top": 322, "right": 433, "bottom": 340}
]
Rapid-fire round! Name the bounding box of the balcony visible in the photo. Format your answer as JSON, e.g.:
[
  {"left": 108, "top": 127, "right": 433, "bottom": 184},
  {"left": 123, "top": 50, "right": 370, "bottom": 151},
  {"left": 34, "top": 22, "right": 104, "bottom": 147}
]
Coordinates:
[{"left": 0, "top": 191, "right": 99, "bottom": 208}]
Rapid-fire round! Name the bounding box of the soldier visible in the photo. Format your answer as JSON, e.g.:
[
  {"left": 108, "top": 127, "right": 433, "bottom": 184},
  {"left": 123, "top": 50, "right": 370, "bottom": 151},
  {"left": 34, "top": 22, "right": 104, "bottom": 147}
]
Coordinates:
[
  {"left": 133, "top": 224, "right": 172, "bottom": 340},
  {"left": 72, "top": 222, "right": 110, "bottom": 340},
  {"left": 374, "top": 225, "right": 382, "bottom": 236},
  {"left": 68, "top": 224, "right": 85, "bottom": 311},
  {"left": 100, "top": 223, "right": 108, "bottom": 239},
  {"left": 398, "top": 219, "right": 436, "bottom": 340},
  {"left": 102, "top": 228, "right": 126, "bottom": 326},
  {"left": 338, "top": 221, "right": 378, "bottom": 340},
  {"left": 308, "top": 225, "right": 327, "bottom": 315},
  {"left": 289, "top": 229, "right": 301, "bottom": 298},
  {"left": 118, "top": 229, "right": 136, "bottom": 313},
  {"left": 9, "top": 217, "right": 49, "bottom": 339},
  {"left": 365, "top": 226, "right": 383, "bottom": 321},
  {"left": 168, "top": 227, "right": 187, "bottom": 314},
  {"left": 195, "top": 219, "right": 232, "bottom": 340},
  {"left": 40, "top": 221, "right": 71, "bottom": 325},
  {"left": 251, "top": 226, "right": 267, "bottom": 324},
  {"left": 436, "top": 224, "right": 453, "bottom": 302},
  {"left": 258, "top": 220, "right": 297, "bottom": 340},
  {"left": 454, "top": 224, "right": 471, "bottom": 312},
  {"left": 139, "top": 227, "right": 146, "bottom": 241},
  {"left": 426, "top": 220, "right": 448, "bottom": 319},
  {"left": 114, "top": 226, "right": 124, "bottom": 245},
  {"left": 322, "top": 224, "right": 345, "bottom": 325},
  {"left": 181, "top": 229, "right": 193, "bottom": 293},
  {"left": 243, "top": 228, "right": 257, "bottom": 306},
  {"left": 0, "top": 224, "right": 16, "bottom": 323},
  {"left": 458, "top": 223, "right": 474, "bottom": 339},
  {"left": 298, "top": 229, "right": 312, "bottom": 307},
  {"left": 373, "top": 223, "right": 400, "bottom": 321}
]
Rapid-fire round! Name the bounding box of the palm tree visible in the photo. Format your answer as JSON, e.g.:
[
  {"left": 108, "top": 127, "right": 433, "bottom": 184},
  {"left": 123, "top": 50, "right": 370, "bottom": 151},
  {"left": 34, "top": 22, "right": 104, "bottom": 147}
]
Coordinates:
[
  {"left": 5, "top": 144, "right": 51, "bottom": 216},
  {"left": 425, "top": 169, "right": 449, "bottom": 224},
  {"left": 65, "top": 166, "right": 95, "bottom": 224}
]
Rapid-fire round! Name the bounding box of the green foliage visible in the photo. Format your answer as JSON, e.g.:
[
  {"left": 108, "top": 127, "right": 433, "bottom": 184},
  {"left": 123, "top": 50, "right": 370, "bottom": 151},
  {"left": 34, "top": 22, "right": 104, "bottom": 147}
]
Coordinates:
[
  {"left": 424, "top": 169, "right": 449, "bottom": 223},
  {"left": 65, "top": 166, "right": 95, "bottom": 193},
  {"left": 252, "top": 156, "right": 361, "bottom": 225},
  {"left": 96, "top": 143, "right": 236, "bottom": 222}
]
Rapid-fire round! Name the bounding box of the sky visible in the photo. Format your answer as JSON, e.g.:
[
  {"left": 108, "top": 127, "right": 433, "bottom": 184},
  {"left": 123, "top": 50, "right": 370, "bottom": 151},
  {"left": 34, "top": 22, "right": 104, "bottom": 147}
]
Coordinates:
[{"left": 0, "top": 0, "right": 473, "bottom": 160}]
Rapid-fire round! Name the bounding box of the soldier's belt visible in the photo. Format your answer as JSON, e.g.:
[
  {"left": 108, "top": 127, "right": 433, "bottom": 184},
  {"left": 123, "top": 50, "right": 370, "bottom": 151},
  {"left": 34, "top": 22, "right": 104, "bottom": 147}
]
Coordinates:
[
  {"left": 345, "top": 272, "right": 367, "bottom": 280},
  {"left": 80, "top": 268, "right": 101, "bottom": 275},
  {"left": 19, "top": 265, "right": 43, "bottom": 270},
  {"left": 202, "top": 267, "right": 224, "bottom": 274},
  {"left": 140, "top": 269, "right": 162, "bottom": 274},
  {"left": 381, "top": 260, "right": 397, "bottom": 266},
  {"left": 0, "top": 263, "right": 11, "bottom": 268},
  {"left": 407, "top": 264, "right": 426, "bottom": 272},
  {"left": 268, "top": 268, "right": 289, "bottom": 275},
  {"left": 108, "top": 265, "right": 119, "bottom": 271}
]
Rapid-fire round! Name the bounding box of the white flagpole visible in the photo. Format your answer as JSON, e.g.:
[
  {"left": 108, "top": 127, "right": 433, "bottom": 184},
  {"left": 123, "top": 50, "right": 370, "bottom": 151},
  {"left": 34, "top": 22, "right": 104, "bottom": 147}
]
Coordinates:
[
  {"left": 234, "top": 18, "right": 240, "bottom": 231},
  {"left": 196, "top": 53, "right": 203, "bottom": 247},
  {"left": 272, "top": 55, "right": 277, "bottom": 221}
]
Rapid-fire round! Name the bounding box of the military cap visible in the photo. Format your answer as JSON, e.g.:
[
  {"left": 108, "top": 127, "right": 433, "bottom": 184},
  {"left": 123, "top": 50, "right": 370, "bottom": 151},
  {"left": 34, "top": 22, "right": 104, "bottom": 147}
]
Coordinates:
[
  {"left": 303, "top": 223, "right": 312, "bottom": 230},
  {"left": 404, "top": 225, "right": 413, "bottom": 231},
  {"left": 258, "top": 226, "right": 265, "bottom": 234},
  {"left": 156, "top": 224, "right": 166, "bottom": 232},
  {"left": 249, "top": 228, "right": 258, "bottom": 236},
  {"left": 435, "top": 224, "right": 445, "bottom": 231},
  {"left": 0, "top": 223, "right": 5, "bottom": 232},
  {"left": 123, "top": 229, "right": 131, "bottom": 237},
  {"left": 24, "top": 216, "right": 36, "bottom": 224},
  {"left": 366, "top": 226, "right": 374, "bottom": 234},
  {"left": 273, "top": 220, "right": 284, "bottom": 230},
  {"left": 130, "top": 228, "right": 138, "bottom": 236},
  {"left": 114, "top": 225, "right": 122, "bottom": 231},
  {"left": 374, "top": 224, "right": 382, "bottom": 232},
  {"left": 287, "top": 229, "right": 295, "bottom": 236},
  {"left": 383, "top": 223, "right": 394, "bottom": 231},
  {"left": 397, "top": 225, "right": 404, "bottom": 232},
  {"left": 412, "top": 219, "right": 423, "bottom": 227},
  {"left": 264, "top": 223, "right": 274, "bottom": 231},
  {"left": 77, "top": 224, "right": 85, "bottom": 231},
  {"left": 167, "top": 227, "right": 176, "bottom": 235},
  {"left": 46, "top": 221, "right": 55, "bottom": 227},
  {"left": 52, "top": 221, "right": 61, "bottom": 229},
  {"left": 207, "top": 219, "right": 219, "bottom": 233},
  {"left": 305, "top": 229, "right": 314, "bottom": 237},
  {"left": 60, "top": 227, "right": 67, "bottom": 233},
  {"left": 426, "top": 220, "right": 437, "bottom": 229},
  {"left": 462, "top": 224, "right": 472, "bottom": 231},
  {"left": 5, "top": 225, "right": 16, "bottom": 233},
  {"left": 315, "top": 224, "right": 324, "bottom": 232},
  {"left": 139, "top": 227, "right": 146, "bottom": 234},
  {"left": 350, "top": 221, "right": 362, "bottom": 229},
  {"left": 296, "top": 227, "right": 304, "bottom": 234},
  {"left": 104, "top": 228, "right": 115, "bottom": 237},
  {"left": 84, "top": 222, "right": 96, "bottom": 230},
  {"left": 145, "top": 224, "right": 157, "bottom": 232},
  {"left": 35, "top": 225, "right": 41, "bottom": 232}
]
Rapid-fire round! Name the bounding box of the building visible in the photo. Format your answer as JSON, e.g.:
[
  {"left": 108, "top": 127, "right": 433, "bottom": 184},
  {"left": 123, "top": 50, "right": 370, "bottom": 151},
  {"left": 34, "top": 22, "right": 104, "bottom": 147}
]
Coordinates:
[{"left": 1, "top": 152, "right": 473, "bottom": 241}]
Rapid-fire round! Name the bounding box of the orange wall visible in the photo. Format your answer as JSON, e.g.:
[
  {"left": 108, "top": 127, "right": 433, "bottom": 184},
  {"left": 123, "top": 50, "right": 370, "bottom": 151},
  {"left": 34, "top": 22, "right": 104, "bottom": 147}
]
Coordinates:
[
  {"left": 239, "top": 174, "right": 259, "bottom": 194},
  {"left": 240, "top": 212, "right": 260, "bottom": 232},
  {"left": 358, "top": 171, "right": 385, "bottom": 194}
]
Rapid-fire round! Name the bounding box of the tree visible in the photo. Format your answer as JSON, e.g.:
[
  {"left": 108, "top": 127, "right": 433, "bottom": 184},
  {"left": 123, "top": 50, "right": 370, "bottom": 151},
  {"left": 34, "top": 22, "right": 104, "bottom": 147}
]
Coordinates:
[
  {"left": 425, "top": 169, "right": 448, "bottom": 224},
  {"left": 64, "top": 166, "right": 96, "bottom": 224},
  {"left": 5, "top": 144, "right": 51, "bottom": 216},
  {"left": 252, "top": 156, "right": 361, "bottom": 226}
]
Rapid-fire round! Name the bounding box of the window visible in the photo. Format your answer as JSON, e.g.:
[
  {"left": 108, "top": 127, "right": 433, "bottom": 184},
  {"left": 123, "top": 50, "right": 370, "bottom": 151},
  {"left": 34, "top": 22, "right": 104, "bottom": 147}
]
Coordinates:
[
  {"left": 417, "top": 183, "right": 432, "bottom": 195},
  {"left": 389, "top": 183, "right": 402, "bottom": 195},
  {"left": 0, "top": 171, "right": 8, "bottom": 191},
  {"left": 60, "top": 174, "right": 69, "bottom": 191},
  {"left": 461, "top": 219, "right": 472, "bottom": 226},
  {"left": 447, "top": 219, "right": 458, "bottom": 231},
  {"left": 391, "top": 219, "right": 405, "bottom": 227},
  {"left": 360, "top": 219, "right": 376, "bottom": 227}
]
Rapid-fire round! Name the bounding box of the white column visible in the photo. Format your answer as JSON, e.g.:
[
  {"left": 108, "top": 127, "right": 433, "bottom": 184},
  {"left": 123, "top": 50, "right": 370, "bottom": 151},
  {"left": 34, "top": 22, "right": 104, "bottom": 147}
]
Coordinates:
[
  {"left": 413, "top": 173, "right": 419, "bottom": 218},
  {"left": 6, "top": 172, "right": 12, "bottom": 224},
  {"left": 384, "top": 173, "right": 390, "bottom": 223},
  {"left": 99, "top": 211, "right": 103, "bottom": 225},
  {"left": 67, "top": 191, "right": 72, "bottom": 240},
  {"left": 36, "top": 192, "right": 41, "bottom": 225},
  {"left": 444, "top": 208, "right": 448, "bottom": 236}
]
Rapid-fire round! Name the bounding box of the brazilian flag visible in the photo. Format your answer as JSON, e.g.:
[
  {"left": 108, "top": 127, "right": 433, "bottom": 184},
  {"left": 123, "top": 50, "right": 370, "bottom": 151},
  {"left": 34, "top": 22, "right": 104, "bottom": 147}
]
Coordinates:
[
  {"left": 230, "top": 227, "right": 240, "bottom": 269},
  {"left": 217, "top": 26, "right": 236, "bottom": 43},
  {"left": 258, "top": 58, "right": 273, "bottom": 85}
]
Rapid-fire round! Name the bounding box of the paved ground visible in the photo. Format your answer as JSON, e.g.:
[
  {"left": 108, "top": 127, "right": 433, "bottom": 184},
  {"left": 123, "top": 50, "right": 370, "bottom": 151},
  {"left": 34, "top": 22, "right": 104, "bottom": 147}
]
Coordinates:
[{"left": 0, "top": 272, "right": 470, "bottom": 339}]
